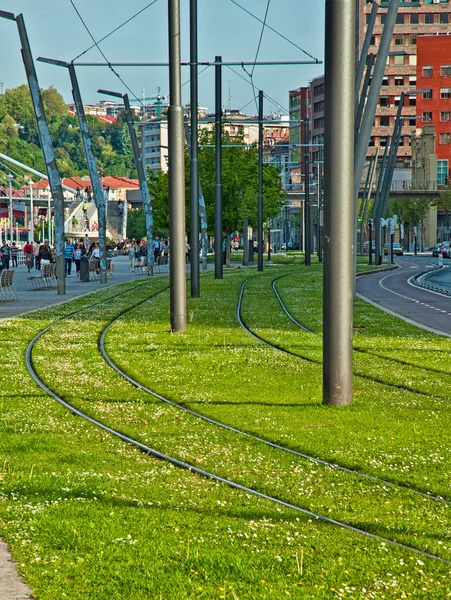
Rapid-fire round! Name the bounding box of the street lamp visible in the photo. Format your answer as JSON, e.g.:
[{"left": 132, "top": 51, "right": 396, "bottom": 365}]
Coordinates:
[
  {"left": 8, "top": 173, "right": 13, "bottom": 243},
  {"left": 28, "top": 180, "right": 34, "bottom": 243}
]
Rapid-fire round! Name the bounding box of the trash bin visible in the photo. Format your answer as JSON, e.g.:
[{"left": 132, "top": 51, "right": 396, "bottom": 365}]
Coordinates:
[{"left": 80, "top": 257, "right": 90, "bottom": 282}]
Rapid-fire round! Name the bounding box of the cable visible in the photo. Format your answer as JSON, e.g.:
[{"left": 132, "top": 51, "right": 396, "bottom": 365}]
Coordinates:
[
  {"left": 228, "top": 0, "right": 320, "bottom": 62},
  {"left": 73, "top": 0, "right": 160, "bottom": 61},
  {"left": 226, "top": 65, "right": 290, "bottom": 115},
  {"left": 69, "top": 0, "right": 145, "bottom": 107},
  {"left": 251, "top": 0, "right": 271, "bottom": 77}
]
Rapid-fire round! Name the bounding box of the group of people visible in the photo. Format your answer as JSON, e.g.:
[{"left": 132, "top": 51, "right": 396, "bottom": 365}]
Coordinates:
[
  {"left": 64, "top": 239, "right": 100, "bottom": 276},
  {"left": 0, "top": 241, "right": 20, "bottom": 270},
  {"left": 123, "top": 237, "right": 169, "bottom": 272}
]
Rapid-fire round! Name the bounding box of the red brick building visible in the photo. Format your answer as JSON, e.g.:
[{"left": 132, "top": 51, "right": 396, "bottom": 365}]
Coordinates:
[{"left": 416, "top": 35, "right": 451, "bottom": 185}]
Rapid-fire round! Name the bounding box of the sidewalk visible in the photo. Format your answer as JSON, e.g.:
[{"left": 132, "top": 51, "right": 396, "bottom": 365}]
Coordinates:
[{"left": 0, "top": 255, "right": 168, "bottom": 321}]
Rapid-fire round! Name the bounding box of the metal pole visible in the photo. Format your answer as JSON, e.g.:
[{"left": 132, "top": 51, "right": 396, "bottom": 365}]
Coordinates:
[
  {"left": 168, "top": 0, "right": 187, "bottom": 332},
  {"left": 190, "top": 0, "right": 200, "bottom": 295},
  {"left": 243, "top": 217, "right": 249, "bottom": 266},
  {"left": 214, "top": 56, "right": 223, "bottom": 279},
  {"left": 16, "top": 14, "right": 66, "bottom": 294},
  {"left": 354, "top": 0, "right": 378, "bottom": 108},
  {"left": 354, "top": 0, "right": 400, "bottom": 199},
  {"left": 47, "top": 196, "right": 51, "bottom": 242},
  {"left": 318, "top": 164, "right": 323, "bottom": 263},
  {"left": 323, "top": 0, "right": 355, "bottom": 406},
  {"left": 28, "top": 180, "right": 34, "bottom": 243},
  {"left": 368, "top": 218, "right": 373, "bottom": 264},
  {"left": 68, "top": 63, "right": 107, "bottom": 283},
  {"left": 373, "top": 140, "right": 390, "bottom": 264},
  {"left": 258, "top": 90, "right": 264, "bottom": 271},
  {"left": 122, "top": 94, "right": 154, "bottom": 276},
  {"left": 304, "top": 118, "right": 311, "bottom": 266},
  {"left": 8, "top": 174, "right": 13, "bottom": 243},
  {"left": 354, "top": 53, "right": 375, "bottom": 149}
]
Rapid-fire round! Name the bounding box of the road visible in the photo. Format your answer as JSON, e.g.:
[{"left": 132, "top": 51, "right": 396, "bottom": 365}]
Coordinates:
[{"left": 356, "top": 256, "right": 451, "bottom": 336}]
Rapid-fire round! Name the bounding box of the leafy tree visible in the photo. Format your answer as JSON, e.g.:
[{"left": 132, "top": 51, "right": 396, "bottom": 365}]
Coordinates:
[
  {"left": 126, "top": 208, "right": 146, "bottom": 239},
  {"left": 435, "top": 185, "right": 451, "bottom": 240}
]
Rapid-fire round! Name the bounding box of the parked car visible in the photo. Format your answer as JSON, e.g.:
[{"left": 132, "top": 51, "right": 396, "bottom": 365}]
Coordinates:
[
  {"left": 441, "top": 242, "right": 451, "bottom": 258},
  {"left": 432, "top": 243, "right": 442, "bottom": 257},
  {"left": 383, "top": 243, "right": 403, "bottom": 256}
]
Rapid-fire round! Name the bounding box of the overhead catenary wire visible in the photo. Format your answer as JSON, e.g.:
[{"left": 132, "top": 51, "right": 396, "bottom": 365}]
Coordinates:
[
  {"left": 228, "top": 0, "right": 320, "bottom": 62},
  {"left": 68, "top": 0, "right": 145, "bottom": 107},
  {"left": 73, "top": 0, "right": 160, "bottom": 61}
]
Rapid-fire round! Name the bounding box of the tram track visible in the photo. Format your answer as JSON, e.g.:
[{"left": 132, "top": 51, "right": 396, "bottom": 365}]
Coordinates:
[{"left": 22, "top": 278, "right": 451, "bottom": 567}]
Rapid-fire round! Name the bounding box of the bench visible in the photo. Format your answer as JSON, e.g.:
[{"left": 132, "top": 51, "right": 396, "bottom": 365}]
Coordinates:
[
  {"left": 0, "top": 270, "right": 18, "bottom": 301},
  {"left": 154, "top": 254, "right": 169, "bottom": 274},
  {"left": 27, "top": 263, "right": 56, "bottom": 290}
]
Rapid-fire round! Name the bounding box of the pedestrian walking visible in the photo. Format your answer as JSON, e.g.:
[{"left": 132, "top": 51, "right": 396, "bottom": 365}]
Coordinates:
[
  {"left": 74, "top": 243, "right": 83, "bottom": 275},
  {"left": 38, "top": 240, "right": 52, "bottom": 268},
  {"left": 0, "top": 241, "right": 10, "bottom": 270},
  {"left": 64, "top": 239, "right": 75, "bottom": 276},
  {"left": 10, "top": 242, "right": 19, "bottom": 268},
  {"left": 128, "top": 242, "right": 135, "bottom": 271}
]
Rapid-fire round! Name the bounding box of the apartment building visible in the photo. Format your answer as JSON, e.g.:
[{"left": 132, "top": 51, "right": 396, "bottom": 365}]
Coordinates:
[
  {"left": 288, "top": 87, "right": 309, "bottom": 188},
  {"left": 357, "top": 0, "right": 451, "bottom": 162},
  {"left": 416, "top": 35, "right": 451, "bottom": 185}
]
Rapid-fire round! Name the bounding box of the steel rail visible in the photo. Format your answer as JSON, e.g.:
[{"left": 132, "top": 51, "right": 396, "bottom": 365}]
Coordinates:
[
  {"left": 98, "top": 276, "right": 451, "bottom": 509},
  {"left": 238, "top": 276, "right": 451, "bottom": 506},
  {"left": 23, "top": 286, "right": 451, "bottom": 567},
  {"left": 272, "top": 269, "right": 451, "bottom": 388}
]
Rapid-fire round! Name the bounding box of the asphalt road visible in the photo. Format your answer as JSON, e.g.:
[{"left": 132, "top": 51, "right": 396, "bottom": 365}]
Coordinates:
[{"left": 357, "top": 256, "right": 451, "bottom": 336}]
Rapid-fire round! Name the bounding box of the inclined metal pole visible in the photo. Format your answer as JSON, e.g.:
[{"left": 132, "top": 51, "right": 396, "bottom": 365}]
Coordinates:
[
  {"left": 354, "top": 53, "right": 375, "bottom": 148},
  {"left": 323, "top": 0, "right": 355, "bottom": 406},
  {"left": 257, "top": 90, "right": 264, "bottom": 271},
  {"left": 354, "top": 0, "right": 400, "bottom": 199},
  {"left": 374, "top": 140, "right": 390, "bottom": 265},
  {"left": 360, "top": 150, "right": 379, "bottom": 255},
  {"left": 189, "top": 0, "right": 200, "bottom": 295},
  {"left": 304, "top": 118, "right": 311, "bottom": 266},
  {"left": 68, "top": 63, "right": 107, "bottom": 283},
  {"left": 123, "top": 94, "right": 154, "bottom": 276},
  {"left": 29, "top": 180, "right": 34, "bottom": 243},
  {"left": 354, "top": 0, "right": 378, "bottom": 109},
  {"left": 168, "top": 0, "right": 187, "bottom": 332},
  {"left": 214, "top": 56, "right": 223, "bottom": 279},
  {"left": 16, "top": 14, "right": 66, "bottom": 294}
]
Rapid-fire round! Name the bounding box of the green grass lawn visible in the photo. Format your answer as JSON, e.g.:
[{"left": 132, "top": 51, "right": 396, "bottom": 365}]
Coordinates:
[{"left": 1, "top": 266, "right": 451, "bottom": 599}]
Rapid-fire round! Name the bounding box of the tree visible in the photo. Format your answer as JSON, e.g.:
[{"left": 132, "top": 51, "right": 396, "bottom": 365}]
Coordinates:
[{"left": 435, "top": 185, "right": 451, "bottom": 241}]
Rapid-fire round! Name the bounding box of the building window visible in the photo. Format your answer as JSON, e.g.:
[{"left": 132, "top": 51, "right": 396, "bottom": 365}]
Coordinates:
[
  {"left": 394, "top": 76, "right": 404, "bottom": 86},
  {"left": 394, "top": 34, "right": 404, "bottom": 46},
  {"left": 441, "top": 88, "right": 451, "bottom": 99},
  {"left": 438, "top": 159, "right": 449, "bottom": 186},
  {"left": 410, "top": 34, "right": 417, "bottom": 45},
  {"left": 423, "top": 89, "right": 433, "bottom": 100},
  {"left": 382, "top": 76, "right": 389, "bottom": 86},
  {"left": 409, "top": 55, "right": 417, "bottom": 66},
  {"left": 380, "top": 14, "right": 386, "bottom": 25},
  {"left": 442, "top": 65, "right": 451, "bottom": 76},
  {"left": 423, "top": 111, "right": 432, "bottom": 122},
  {"left": 380, "top": 116, "right": 390, "bottom": 127},
  {"left": 441, "top": 111, "right": 451, "bottom": 122},
  {"left": 440, "top": 133, "right": 451, "bottom": 145},
  {"left": 423, "top": 66, "right": 433, "bottom": 77},
  {"left": 440, "top": 13, "right": 449, "bottom": 24},
  {"left": 424, "top": 14, "right": 435, "bottom": 24},
  {"left": 410, "top": 13, "right": 419, "bottom": 24},
  {"left": 396, "top": 14, "right": 404, "bottom": 24},
  {"left": 380, "top": 96, "right": 390, "bottom": 107},
  {"left": 394, "top": 54, "right": 404, "bottom": 66},
  {"left": 409, "top": 96, "right": 417, "bottom": 107},
  {"left": 409, "top": 76, "right": 417, "bottom": 86}
]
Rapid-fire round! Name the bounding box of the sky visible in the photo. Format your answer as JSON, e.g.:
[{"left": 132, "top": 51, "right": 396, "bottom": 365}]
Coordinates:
[{"left": 0, "top": 0, "right": 325, "bottom": 117}]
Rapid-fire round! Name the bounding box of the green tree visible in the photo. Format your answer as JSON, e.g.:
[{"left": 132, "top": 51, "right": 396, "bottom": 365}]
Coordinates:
[
  {"left": 435, "top": 185, "right": 451, "bottom": 240},
  {"left": 126, "top": 208, "right": 146, "bottom": 239}
]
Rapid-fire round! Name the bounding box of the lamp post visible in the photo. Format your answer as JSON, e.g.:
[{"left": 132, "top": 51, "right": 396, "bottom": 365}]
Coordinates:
[
  {"left": 368, "top": 218, "right": 373, "bottom": 265},
  {"left": 8, "top": 173, "right": 13, "bottom": 243},
  {"left": 28, "top": 179, "right": 34, "bottom": 243}
]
